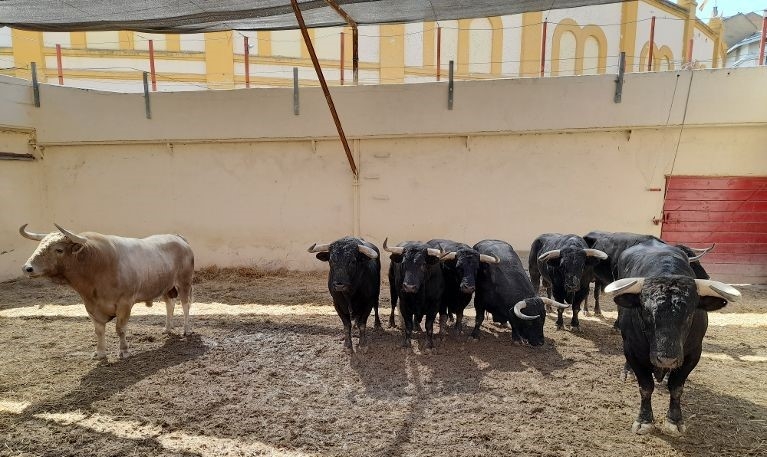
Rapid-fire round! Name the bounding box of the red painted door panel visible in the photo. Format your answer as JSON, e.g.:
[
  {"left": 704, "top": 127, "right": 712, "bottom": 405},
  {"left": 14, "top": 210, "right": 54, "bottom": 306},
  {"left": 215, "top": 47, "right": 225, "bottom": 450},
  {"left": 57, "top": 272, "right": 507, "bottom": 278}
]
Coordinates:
[{"left": 662, "top": 176, "right": 767, "bottom": 284}]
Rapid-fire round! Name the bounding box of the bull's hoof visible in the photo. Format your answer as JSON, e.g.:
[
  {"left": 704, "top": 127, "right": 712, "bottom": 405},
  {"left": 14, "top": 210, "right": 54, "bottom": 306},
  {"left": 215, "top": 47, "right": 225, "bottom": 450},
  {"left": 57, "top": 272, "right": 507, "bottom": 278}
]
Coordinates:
[
  {"left": 620, "top": 368, "right": 636, "bottom": 382},
  {"left": 660, "top": 419, "right": 685, "bottom": 436},
  {"left": 163, "top": 327, "right": 173, "bottom": 334},
  {"left": 357, "top": 344, "right": 369, "bottom": 354},
  {"left": 556, "top": 324, "right": 564, "bottom": 331},
  {"left": 594, "top": 311, "right": 603, "bottom": 317},
  {"left": 631, "top": 421, "right": 655, "bottom": 435},
  {"left": 570, "top": 325, "right": 581, "bottom": 333},
  {"left": 583, "top": 310, "right": 591, "bottom": 317},
  {"left": 92, "top": 351, "right": 107, "bottom": 360},
  {"left": 343, "top": 346, "right": 353, "bottom": 355},
  {"left": 470, "top": 336, "right": 479, "bottom": 343},
  {"left": 118, "top": 350, "right": 130, "bottom": 359},
  {"left": 183, "top": 327, "right": 192, "bottom": 336}
]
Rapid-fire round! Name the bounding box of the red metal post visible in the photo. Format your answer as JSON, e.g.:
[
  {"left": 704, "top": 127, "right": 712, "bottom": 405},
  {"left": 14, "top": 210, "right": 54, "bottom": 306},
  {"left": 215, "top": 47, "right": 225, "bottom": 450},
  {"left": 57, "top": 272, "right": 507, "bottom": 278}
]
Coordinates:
[
  {"left": 540, "top": 21, "right": 548, "bottom": 77},
  {"left": 244, "top": 36, "right": 251, "bottom": 88},
  {"left": 759, "top": 10, "right": 767, "bottom": 66},
  {"left": 436, "top": 26, "right": 442, "bottom": 81},
  {"left": 647, "top": 16, "right": 656, "bottom": 71},
  {"left": 148, "top": 39, "right": 157, "bottom": 91},
  {"left": 340, "top": 31, "right": 345, "bottom": 85},
  {"left": 55, "top": 44, "right": 63, "bottom": 85}
]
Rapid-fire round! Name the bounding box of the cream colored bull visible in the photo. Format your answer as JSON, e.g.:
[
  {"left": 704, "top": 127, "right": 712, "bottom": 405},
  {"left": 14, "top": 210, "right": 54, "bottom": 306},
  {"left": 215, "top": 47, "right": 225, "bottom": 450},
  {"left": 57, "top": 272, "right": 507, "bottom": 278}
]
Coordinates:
[{"left": 20, "top": 224, "right": 194, "bottom": 360}]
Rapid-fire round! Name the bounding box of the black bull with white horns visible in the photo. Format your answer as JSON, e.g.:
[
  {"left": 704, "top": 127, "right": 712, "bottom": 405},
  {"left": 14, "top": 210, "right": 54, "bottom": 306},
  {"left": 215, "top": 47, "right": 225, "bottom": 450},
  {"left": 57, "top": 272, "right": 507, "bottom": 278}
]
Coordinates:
[
  {"left": 308, "top": 236, "right": 381, "bottom": 353},
  {"left": 605, "top": 240, "right": 740, "bottom": 436}
]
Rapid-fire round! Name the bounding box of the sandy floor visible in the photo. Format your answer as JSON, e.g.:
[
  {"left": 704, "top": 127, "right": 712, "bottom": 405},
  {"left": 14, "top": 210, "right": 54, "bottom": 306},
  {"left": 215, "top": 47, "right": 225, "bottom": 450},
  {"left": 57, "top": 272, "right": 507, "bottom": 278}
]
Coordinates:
[{"left": 0, "top": 269, "right": 765, "bottom": 457}]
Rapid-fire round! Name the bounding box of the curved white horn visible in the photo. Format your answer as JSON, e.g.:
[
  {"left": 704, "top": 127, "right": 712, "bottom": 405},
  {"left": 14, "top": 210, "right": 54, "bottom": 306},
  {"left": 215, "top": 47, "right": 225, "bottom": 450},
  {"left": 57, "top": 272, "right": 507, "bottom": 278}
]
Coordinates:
[
  {"left": 441, "top": 251, "right": 457, "bottom": 261},
  {"left": 357, "top": 244, "right": 379, "bottom": 259},
  {"left": 688, "top": 244, "right": 715, "bottom": 255},
  {"left": 538, "top": 250, "right": 561, "bottom": 262},
  {"left": 584, "top": 248, "right": 608, "bottom": 260},
  {"left": 541, "top": 297, "right": 570, "bottom": 309},
  {"left": 695, "top": 279, "right": 741, "bottom": 302},
  {"left": 382, "top": 238, "right": 404, "bottom": 255},
  {"left": 687, "top": 252, "right": 706, "bottom": 263},
  {"left": 19, "top": 224, "right": 47, "bottom": 241},
  {"left": 605, "top": 278, "right": 645, "bottom": 296},
  {"left": 54, "top": 223, "right": 87, "bottom": 245},
  {"left": 307, "top": 242, "right": 330, "bottom": 253},
  {"left": 513, "top": 300, "right": 539, "bottom": 321},
  {"left": 427, "top": 248, "right": 443, "bottom": 257},
  {"left": 479, "top": 254, "right": 500, "bottom": 264}
]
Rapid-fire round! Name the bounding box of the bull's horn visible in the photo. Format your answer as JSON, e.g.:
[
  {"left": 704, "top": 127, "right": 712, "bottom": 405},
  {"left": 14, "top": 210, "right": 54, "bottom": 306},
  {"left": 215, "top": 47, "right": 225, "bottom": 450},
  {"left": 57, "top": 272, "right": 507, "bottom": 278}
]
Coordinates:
[
  {"left": 541, "top": 297, "right": 570, "bottom": 309},
  {"left": 357, "top": 244, "right": 378, "bottom": 259},
  {"left": 441, "top": 251, "right": 457, "bottom": 261},
  {"left": 307, "top": 242, "right": 330, "bottom": 253},
  {"left": 687, "top": 252, "right": 706, "bottom": 263},
  {"left": 54, "top": 223, "right": 87, "bottom": 245},
  {"left": 538, "top": 250, "right": 561, "bottom": 262},
  {"left": 427, "top": 248, "right": 443, "bottom": 257},
  {"left": 688, "top": 244, "right": 715, "bottom": 255},
  {"left": 19, "top": 224, "right": 47, "bottom": 241},
  {"left": 695, "top": 279, "right": 741, "bottom": 302},
  {"left": 584, "top": 249, "right": 608, "bottom": 260},
  {"left": 513, "top": 300, "right": 539, "bottom": 321},
  {"left": 382, "top": 238, "right": 404, "bottom": 255},
  {"left": 479, "top": 254, "right": 500, "bottom": 264},
  {"left": 605, "top": 278, "right": 644, "bottom": 296}
]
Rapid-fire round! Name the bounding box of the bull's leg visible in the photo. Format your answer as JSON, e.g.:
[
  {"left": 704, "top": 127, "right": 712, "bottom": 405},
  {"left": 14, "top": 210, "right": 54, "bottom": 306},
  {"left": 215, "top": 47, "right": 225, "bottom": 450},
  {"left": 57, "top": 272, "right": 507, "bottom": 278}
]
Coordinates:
[
  {"left": 661, "top": 354, "right": 700, "bottom": 435},
  {"left": 453, "top": 310, "right": 464, "bottom": 335},
  {"left": 178, "top": 285, "right": 193, "bottom": 335},
  {"left": 164, "top": 298, "right": 175, "bottom": 334},
  {"left": 357, "top": 316, "right": 369, "bottom": 353},
  {"left": 389, "top": 295, "right": 398, "bottom": 329},
  {"left": 92, "top": 319, "right": 107, "bottom": 360},
  {"left": 593, "top": 280, "right": 603, "bottom": 316},
  {"left": 372, "top": 302, "right": 382, "bottom": 329},
  {"left": 424, "top": 311, "right": 437, "bottom": 351},
  {"left": 631, "top": 364, "right": 656, "bottom": 435},
  {"left": 401, "top": 311, "right": 414, "bottom": 349},
  {"left": 570, "top": 299, "right": 582, "bottom": 331},
  {"left": 471, "top": 303, "right": 485, "bottom": 341},
  {"left": 339, "top": 313, "right": 353, "bottom": 354},
  {"left": 556, "top": 308, "right": 565, "bottom": 330},
  {"left": 583, "top": 293, "right": 590, "bottom": 316},
  {"left": 414, "top": 313, "right": 424, "bottom": 333},
  {"left": 115, "top": 308, "right": 131, "bottom": 359}
]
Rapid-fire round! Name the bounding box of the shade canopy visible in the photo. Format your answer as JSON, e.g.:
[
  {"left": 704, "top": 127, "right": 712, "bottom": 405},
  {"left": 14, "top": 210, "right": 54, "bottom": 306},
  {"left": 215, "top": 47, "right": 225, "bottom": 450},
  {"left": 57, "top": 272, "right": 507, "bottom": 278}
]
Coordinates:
[{"left": 1, "top": 0, "right": 630, "bottom": 33}]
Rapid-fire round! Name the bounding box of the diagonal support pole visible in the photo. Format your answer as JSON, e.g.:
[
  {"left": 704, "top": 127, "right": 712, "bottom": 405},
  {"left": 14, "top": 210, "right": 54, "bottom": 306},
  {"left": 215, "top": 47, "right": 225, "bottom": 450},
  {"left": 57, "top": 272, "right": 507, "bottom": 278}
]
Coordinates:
[{"left": 291, "top": 0, "right": 358, "bottom": 176}]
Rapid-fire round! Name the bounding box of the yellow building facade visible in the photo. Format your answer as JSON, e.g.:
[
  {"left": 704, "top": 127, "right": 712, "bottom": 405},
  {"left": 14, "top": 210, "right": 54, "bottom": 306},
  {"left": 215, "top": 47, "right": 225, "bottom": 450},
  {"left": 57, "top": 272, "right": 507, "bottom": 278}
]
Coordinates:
[{"left": 0, "top": 0, "right": 725, "bottom": 92}]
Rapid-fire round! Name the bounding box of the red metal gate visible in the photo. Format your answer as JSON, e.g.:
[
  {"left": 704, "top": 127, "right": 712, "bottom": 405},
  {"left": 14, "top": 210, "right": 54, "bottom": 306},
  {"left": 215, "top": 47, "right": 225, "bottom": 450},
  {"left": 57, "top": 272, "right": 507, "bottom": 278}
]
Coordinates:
[{"left": 661, "top": 176, "right": 767, "bottom": 284}]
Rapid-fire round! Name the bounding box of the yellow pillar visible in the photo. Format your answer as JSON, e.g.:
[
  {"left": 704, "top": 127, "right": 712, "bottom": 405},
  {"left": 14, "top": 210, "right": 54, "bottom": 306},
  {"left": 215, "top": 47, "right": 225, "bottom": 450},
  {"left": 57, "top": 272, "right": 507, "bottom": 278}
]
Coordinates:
[
  {"left": 11, "top": 29, "right": 47, "bottom": 81},
  {"left": 70, "top": 32, "right": 86, "bottom": 49},
  {"left": 619, "top": 1, "right": 639, "bottom": 72},
  {"left": 708, "top": 16, "right": 724, "bottom": 68},
  {"left": 678, "top": 0, "right": 697, "bottom": 63},
  {"left": 204, "top": 31, "right": 235, "bottom": 89},
  {"left": 457, "top": 19, "right": 471, "bottom": 75},
  {"left": 379, "top": 24, "right": 404, "bottom": 83},
  {"left": 520, "top": 12, "right": 543, "bottom": 77},
  {"left": 118, "top": 31, "right": 134, "bottom": 50},
  {"left": 422, "top": 22, "right": 436, "bottom": 71},
  {"left": 490, "top": 17, "right": 503, "bottom": 76},
  {"left": 257, "top": 31, "right": 271, "bottom": 56},
  {"left": 166, "top": 34, "right": 181, "bottom": 52}
]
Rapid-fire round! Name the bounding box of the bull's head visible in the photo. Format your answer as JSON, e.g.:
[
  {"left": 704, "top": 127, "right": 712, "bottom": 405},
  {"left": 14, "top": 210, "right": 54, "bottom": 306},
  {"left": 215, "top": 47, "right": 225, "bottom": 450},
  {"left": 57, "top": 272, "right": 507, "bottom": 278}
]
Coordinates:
[
  {"left": 308, "top": 238, "right": 378, "bottom": 293},
  {"left": 383, "top": 238, "right": 442, "bottom": 294},
  {"left": 20, "top": 224, "right": 89, "bottom": 282},
  {"left": 606, "top": 276, "right": 739, "bottom": 369},
  {"left": 539, "top": 247, "right": 607, "bottom": 295},
  {"left": 511, "top": 297, "right": 569, "bottom": 346},
  {"left": 440, "top": 248, "right": 499, "bottom": 294}
]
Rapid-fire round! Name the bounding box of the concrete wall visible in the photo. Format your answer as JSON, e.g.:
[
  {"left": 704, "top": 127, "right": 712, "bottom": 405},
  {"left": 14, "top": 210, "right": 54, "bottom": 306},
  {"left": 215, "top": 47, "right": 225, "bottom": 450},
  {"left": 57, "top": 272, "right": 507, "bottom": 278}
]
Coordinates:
[{"left": 1, "top": 67, "right": 765, "bottom": 280}]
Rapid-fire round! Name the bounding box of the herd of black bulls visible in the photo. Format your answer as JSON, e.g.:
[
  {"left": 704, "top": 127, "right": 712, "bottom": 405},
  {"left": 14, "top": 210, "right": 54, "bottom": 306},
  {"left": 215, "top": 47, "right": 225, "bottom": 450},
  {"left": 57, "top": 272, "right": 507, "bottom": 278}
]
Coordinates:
[{"left": 309, "top": 231, "right": 742, "bottom": 436}]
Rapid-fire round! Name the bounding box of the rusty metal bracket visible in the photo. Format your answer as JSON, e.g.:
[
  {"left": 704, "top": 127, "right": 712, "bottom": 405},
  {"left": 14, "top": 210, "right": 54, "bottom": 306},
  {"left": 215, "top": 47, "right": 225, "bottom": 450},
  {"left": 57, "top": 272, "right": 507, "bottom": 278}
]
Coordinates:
[
  {"left": 325, "top": 0, "right": 358, "bottom": 85},
  {"left": 614, "top": 52, "right": 626, "bottom": 103},
  {"left": 291, "top": 0, "right": 357, "bottom": 176}
]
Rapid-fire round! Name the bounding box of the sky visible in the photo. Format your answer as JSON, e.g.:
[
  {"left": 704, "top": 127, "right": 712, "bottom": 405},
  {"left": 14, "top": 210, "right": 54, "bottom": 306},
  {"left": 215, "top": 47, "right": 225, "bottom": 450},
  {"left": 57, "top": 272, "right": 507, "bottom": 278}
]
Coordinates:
[{"left": 697, "top": 0, "right": 765, "bottom": 20}]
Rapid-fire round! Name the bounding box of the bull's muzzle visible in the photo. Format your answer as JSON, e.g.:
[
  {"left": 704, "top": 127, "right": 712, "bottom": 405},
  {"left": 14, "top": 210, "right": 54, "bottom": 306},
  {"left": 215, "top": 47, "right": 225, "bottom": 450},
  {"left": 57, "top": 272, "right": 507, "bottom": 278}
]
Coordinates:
[
  {"left": 402, "top": 283, "right": 418, "bottom": 293},
  {"left": 652, "top": 354, "right": 683, "bottom": 369},
  {"left": 22, "top": 264, "right": 35, "bottom": 276},
  {"left": 460, "top": 284, "right": 475, "bottom": 294},
  {"left": 332, "top": 282, "right": 350, "bottom": 292}
]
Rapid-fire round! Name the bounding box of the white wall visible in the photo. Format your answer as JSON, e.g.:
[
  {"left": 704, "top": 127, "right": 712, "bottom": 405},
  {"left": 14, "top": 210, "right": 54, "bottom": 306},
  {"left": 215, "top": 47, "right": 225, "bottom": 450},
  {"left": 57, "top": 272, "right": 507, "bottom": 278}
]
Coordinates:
[{"left": 0, "top": 67, "right": 765, "bottom": 280}]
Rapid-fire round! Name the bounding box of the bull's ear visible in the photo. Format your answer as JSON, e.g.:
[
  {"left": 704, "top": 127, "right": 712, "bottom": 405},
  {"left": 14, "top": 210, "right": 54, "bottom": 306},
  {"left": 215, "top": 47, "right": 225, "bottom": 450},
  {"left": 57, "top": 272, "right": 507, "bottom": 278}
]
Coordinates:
[
  {"left": 389, "top": 253, "right": 403, "bottom": 263},
  {"left": 614, "top": 294, "right": 641, "bottom": 308},
  {"left": 585, "top": 256, "right": 602, "bottom": 266},
  {"left": 698, "top": 296, "right": 727, "bottom": 312},
  {"left": 315, "top": 252, "right": 330, "bottom": 262}
]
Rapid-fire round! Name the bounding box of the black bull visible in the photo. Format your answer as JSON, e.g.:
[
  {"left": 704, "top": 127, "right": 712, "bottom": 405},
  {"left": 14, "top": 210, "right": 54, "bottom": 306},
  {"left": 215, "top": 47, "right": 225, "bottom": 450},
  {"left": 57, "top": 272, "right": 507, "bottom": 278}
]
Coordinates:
[{"left": 606, "top": 240, "right": 740, "bottom": 435}]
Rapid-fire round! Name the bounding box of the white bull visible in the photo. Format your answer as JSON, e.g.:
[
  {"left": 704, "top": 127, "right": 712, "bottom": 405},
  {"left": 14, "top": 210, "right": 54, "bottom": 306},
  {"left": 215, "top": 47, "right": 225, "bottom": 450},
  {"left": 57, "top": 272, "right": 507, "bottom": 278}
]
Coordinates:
[{"left": 20, "top": 224, "right": 194, "bottom": 359}]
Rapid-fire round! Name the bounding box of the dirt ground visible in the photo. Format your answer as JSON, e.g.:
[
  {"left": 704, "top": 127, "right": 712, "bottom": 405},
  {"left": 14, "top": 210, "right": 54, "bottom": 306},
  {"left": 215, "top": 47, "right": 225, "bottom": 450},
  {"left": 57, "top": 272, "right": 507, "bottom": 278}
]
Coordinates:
[{"left": 0, "top": 268, "right": 765, "bottom": 457}]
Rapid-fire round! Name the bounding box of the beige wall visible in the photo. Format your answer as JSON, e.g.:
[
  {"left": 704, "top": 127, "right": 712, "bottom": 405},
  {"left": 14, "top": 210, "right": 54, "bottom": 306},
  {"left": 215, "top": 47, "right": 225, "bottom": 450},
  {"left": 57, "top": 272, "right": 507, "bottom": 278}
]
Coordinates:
[{"left": 1, "top": 67, "right": 765, "bottom": 280}]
